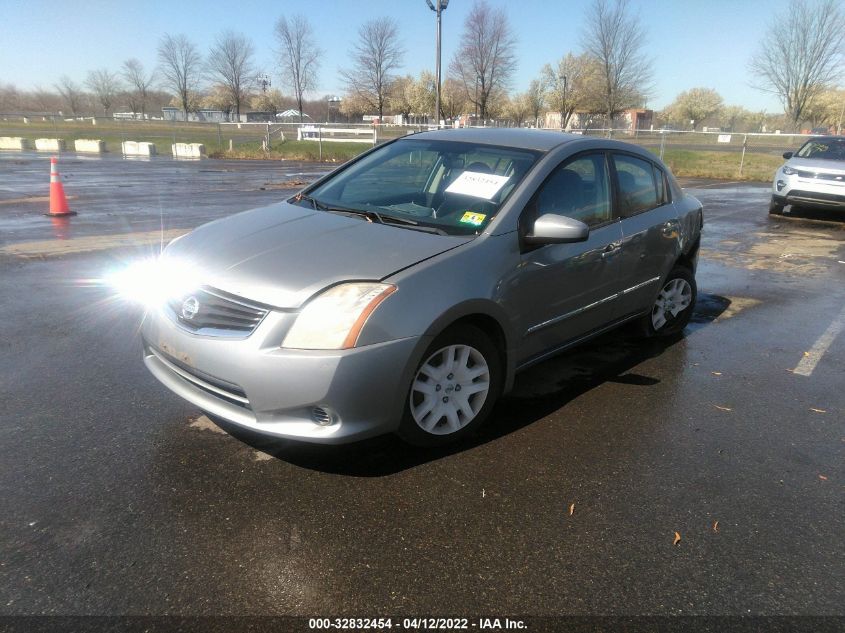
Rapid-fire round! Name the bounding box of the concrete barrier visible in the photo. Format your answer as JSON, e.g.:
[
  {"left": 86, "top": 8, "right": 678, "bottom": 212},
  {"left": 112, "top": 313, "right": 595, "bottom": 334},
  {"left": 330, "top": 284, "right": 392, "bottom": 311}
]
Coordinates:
[
  {"left": 74, "top": 139, "right": 106, "bottom": 153},
  {"left": 35, "top": 138, "right": 66, "bottom": 152},
  {"left": 0, "top": 137, "right": 32, "bottom": 150},
  {"left": 122, "top": 141, "right": 157, "bottom": 156},
  {"left": 171, "top": 143, "right": 205, "bottom": 158}
]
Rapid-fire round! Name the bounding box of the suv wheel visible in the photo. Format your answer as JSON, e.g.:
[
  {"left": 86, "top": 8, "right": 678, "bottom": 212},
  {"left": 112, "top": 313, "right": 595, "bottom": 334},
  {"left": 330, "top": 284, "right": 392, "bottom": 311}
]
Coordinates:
[
  {"left": 769, "top": 196, "right": 785, "bottom": 215},
  {"left": 398, "top": 325, "right": 502, "bottom": 447},
  {"left": 638, "top": 267, "right": 697, "bottom": 337}
]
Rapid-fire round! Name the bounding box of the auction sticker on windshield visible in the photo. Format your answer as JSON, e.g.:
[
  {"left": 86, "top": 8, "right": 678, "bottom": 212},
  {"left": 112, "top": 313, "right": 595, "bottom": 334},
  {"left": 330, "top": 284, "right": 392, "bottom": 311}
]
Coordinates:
[
  {"left": 459, "top": 211, "right": 486, "bottom": 226},
  {"left": 445, "top": 171, "right": 510, "bottom": 199}
]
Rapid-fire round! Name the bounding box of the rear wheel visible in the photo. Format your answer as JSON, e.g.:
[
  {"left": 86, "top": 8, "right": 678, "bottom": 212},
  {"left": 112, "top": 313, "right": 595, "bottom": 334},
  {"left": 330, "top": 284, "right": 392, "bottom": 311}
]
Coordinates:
[
  {"left": 398, "top": 325, "right": 502, "bottom": 447},
  {"left": 637, "top": 266, "right": 697, "bottom": 337},
  {"left": 769, "top": 196, "right": 785, "bottom": 215}
]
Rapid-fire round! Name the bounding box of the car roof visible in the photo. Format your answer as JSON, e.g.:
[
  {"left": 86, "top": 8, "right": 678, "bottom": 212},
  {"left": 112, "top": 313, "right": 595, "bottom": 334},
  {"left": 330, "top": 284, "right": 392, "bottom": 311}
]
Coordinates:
[
  {"left": 405, "top": 127, "right": 582, "bottom": 151},
  {"left": 800, "top": 135, "right": 845, "bottom": 143}
]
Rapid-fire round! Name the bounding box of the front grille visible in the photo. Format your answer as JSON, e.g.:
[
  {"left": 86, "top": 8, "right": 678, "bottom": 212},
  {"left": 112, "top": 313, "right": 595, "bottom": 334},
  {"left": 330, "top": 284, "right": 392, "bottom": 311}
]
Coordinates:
[
  {"left": 167, "top": 286, "right": 269, "bottom": 336},
  {"left": 795, "top": 169, "right": 845, "bottom": 182},
  {"left": 786, "top": 189, "right": 845, "bottom": 206}
]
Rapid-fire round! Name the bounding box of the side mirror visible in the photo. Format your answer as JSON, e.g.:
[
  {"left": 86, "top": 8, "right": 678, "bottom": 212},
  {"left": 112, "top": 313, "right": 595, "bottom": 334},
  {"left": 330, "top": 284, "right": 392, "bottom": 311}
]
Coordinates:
[
  {"left": 782, "top": 151, "right": 793, "bottom": 160},
  {"left": 524, "top": 213, "right": 590, "bottom": 245}
]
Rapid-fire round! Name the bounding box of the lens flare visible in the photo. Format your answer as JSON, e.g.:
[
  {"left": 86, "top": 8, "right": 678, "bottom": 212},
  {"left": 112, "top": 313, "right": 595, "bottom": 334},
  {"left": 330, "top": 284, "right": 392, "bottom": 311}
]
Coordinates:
[{"left": 104, "top": 257, "right": 201, "bottom": 308}]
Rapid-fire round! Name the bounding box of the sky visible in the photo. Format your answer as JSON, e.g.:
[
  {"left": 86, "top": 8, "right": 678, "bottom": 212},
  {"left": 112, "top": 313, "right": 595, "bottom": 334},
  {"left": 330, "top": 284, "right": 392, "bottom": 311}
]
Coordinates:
[{"left": 1, "top": 0, "right": 797, "bottom": 113}]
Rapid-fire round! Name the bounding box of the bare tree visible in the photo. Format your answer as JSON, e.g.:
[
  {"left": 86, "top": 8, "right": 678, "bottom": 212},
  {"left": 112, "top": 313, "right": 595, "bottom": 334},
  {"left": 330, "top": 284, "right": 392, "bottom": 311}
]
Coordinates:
[
  {"left": 55, "top": 76, "right": 85, "bottom": 115},
  {"left": 26, "top": 86, "right": 60, "bottom": 113},
  {"left": 121, "top": 58, "right": 156, "bottom": 117},
  {"left": 85, "top": 69, "right": 120, "bottom": 116},
  {"left": 275, "top": 14, "right": 321, "bottom": 123},
  {"left": 206, "top": 30, "right": 255, "bottom": 120},
  {"left": 157, "top": 33, "right": 203, "bottom": 121},
  {"left": 581, "top": 0, "right": 652, "bottom": 131},
  {"left": 749, "top": 0, "right": 844, "bottom": 132},
  {"left": 449, "top": 0, "right": 517, "bottom": 120},
  {"left": 341, "top": 17, "right": 404, "bottom": 119},
  {"left": 0, "top": 84, "right": 20, "bottom": 112}
]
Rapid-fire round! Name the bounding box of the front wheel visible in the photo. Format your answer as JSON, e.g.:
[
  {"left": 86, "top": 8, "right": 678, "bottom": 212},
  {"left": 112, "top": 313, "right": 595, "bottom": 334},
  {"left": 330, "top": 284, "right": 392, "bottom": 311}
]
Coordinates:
[
  {"left": 638, "top": 267, "right": 697, "bottom": 337},
  {"left": 398, "top": 325, "right": 502, "bottom": 447},
  {"left": 769, "top": 196, "right": 785, "bottom": 215}
]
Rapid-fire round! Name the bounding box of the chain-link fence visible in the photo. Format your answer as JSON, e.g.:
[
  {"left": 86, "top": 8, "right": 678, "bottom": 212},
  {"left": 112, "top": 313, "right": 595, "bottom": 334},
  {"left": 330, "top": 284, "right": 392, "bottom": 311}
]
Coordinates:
[
  {"left": 0, "top": 113, "right": 817, "bottom": 179},
  {"left": 529, "top": 127, "right": 811, "bottom": 180},
  {"left": 0, "top": 114, "right": 431, "bottom": 159}
]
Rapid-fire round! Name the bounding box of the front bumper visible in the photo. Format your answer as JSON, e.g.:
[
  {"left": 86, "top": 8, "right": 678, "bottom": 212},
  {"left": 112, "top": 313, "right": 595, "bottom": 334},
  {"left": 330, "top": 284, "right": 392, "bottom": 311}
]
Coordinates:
[
  {"left": 141, "top": 306, "right": 423, "bottom": 444},
  {"left": 773, "top": 172, "right": 845, "bottom": 208}
]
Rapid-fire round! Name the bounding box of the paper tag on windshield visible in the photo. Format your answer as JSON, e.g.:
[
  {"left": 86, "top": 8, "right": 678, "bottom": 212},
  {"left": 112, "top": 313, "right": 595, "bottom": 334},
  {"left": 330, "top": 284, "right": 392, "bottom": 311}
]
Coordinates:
[
  {"left": 459, "top": 211, "right": 486, "bottom": 226},
  {"left": 445, "top": 171, "right": 510, "bottom": 200}
]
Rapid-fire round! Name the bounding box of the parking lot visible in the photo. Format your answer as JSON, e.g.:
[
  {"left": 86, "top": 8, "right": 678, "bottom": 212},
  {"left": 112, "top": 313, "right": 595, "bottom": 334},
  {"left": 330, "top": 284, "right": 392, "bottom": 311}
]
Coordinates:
[{"left": 0, "top": 153, "right": 843, "bottom": 625}]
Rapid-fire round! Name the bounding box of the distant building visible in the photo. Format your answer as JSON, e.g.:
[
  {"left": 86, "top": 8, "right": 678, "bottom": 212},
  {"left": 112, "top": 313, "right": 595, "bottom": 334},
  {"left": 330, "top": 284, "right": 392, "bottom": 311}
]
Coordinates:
[
  {"left": 240, "top": 111, "right": 276, "bottom": 123},
  {"left": 162, "top": 107, "right": 228, "bottom": 123},
  {"left": 621, "top": 109, "right": 653, "bottom": 132},
  {"left": 544, "top": 108, "right": 653, "bottom": 133},
  {"left": 276, "top": 109, "right": 312, "bottom": 121}
]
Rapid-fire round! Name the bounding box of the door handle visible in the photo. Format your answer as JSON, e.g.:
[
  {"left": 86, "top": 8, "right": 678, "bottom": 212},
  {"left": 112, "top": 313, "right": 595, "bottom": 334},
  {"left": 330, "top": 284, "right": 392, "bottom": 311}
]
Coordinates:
[
  {"left": 601, "top": 243, "right": 622, "bottom": 259},
  {"left": 662, "top": 219, "right": 680, "bottom": 236}
]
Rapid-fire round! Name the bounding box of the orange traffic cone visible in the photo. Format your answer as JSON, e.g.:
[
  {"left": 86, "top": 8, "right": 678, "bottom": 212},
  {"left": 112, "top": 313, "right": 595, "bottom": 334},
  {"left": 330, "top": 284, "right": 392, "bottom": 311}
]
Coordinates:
[{"left": 47, "top": 157, "right": 75, "bottom": 217}]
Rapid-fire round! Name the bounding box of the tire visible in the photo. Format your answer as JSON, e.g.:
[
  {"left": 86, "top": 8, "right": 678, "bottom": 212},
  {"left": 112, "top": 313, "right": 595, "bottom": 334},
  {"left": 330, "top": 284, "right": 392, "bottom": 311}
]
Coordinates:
[
  {"left": 769, "top": 196, "right": 785, "bottom": 215},
  {"left": 637, "top": 266, "right": 697, "bottom": 337},
  {"left": 398, "top": 324, "right": 503, "bottom": 447}
]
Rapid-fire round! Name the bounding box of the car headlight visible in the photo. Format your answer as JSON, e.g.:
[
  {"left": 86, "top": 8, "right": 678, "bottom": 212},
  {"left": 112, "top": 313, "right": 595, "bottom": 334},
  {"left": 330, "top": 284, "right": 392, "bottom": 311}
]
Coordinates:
[
  {"left": 782, "top": 165, "right": 797, "bottom": 175},
  {"left": 105, "top": 256, "right": 201, "bottom": 309},
  {"left": 282, "top": 283, "right": 397, "bottom": 350}
]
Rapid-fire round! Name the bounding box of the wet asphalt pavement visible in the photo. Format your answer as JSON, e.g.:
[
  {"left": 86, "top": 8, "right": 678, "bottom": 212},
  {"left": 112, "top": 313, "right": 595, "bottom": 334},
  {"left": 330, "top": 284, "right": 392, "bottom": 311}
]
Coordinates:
[{"left": 0, "top": 152, "right": 843, "bottom": 622}]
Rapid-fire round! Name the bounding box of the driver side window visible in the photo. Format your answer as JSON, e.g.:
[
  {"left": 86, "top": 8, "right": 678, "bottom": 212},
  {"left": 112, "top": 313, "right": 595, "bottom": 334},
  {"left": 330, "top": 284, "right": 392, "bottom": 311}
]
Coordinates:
[{"left": 534, "top": 154, "right": 612, "bottom": 228}]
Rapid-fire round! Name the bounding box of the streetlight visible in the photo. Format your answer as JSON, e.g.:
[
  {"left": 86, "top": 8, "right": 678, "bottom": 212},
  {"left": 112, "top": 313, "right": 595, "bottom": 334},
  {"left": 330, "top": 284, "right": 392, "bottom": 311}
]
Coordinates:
[
  {"left": 426, "top": 0, "right": 449, "bottom": 128},
  {"left": 562, "top": 74, "right": 567, "bottom": 131},
  {"left": 256, "top": 73, "right": 271, "bottom": 94},
  {"left": 326, "top": 96, "right": 341, "bottom": 124}
]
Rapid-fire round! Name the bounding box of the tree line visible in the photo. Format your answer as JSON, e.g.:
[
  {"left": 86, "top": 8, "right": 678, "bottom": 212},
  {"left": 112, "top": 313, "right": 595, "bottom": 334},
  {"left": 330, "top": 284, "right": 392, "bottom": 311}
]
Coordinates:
[{"left": 0, "top": 0, "right": 842, "bottom": 133}]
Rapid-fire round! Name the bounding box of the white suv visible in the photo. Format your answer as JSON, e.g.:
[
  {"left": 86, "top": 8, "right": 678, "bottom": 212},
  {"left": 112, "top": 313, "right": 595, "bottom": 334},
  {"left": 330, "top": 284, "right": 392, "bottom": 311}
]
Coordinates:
[{"left": 770, "top": 136, "right": 845, "bottom": 215}]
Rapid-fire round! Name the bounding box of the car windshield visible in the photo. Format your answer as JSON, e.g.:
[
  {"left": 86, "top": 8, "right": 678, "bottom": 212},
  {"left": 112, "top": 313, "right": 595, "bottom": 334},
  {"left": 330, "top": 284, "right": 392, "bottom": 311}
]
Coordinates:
[
  {"left": 796, "top": 138, "right": 845, "bottom": 160},
  {"left": 300, "top": 138, "right": 541, "bottom": 236}
]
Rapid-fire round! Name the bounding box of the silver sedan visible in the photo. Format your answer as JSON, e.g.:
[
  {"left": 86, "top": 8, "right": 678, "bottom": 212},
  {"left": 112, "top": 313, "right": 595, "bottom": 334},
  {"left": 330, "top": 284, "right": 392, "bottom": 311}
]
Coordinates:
[{"left": 115, "top": 128, "right": 703, "bottom": 446}]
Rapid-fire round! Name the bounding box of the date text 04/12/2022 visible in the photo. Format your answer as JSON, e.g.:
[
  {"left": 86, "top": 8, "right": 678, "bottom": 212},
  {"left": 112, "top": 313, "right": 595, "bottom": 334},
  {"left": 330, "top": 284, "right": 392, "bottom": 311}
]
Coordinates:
[{"left": 307, "top": 617, "right": 527, "bottom": 629}]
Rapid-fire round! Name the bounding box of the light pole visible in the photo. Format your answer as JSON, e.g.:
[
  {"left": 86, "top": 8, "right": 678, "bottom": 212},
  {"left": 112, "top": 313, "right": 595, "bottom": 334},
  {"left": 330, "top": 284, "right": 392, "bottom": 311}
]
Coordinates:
[
  {"left": 326, "top": 96, "right": 341, "bottom": 124},
  {"left": 838, "top": 97, "right": 845, "bottom": 135},
  {"left": 562, "top": 74, "right": 567, "bottom": 130},
  {"left": 426, "top": 0, "right": 449, "bottom": 128},
  {"left": 256, "top": 73, "right": 271, "bottom": 94}
]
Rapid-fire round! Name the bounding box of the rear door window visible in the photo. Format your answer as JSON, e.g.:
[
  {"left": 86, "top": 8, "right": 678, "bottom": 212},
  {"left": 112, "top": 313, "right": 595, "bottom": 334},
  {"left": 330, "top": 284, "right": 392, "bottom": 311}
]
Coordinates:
[{"left": 613, "top": 154, "right": 659, "bottom": 218}]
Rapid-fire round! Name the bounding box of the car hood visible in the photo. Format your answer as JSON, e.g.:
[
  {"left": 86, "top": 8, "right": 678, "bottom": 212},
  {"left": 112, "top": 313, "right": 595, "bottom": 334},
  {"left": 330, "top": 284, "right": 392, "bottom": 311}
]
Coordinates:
[
  {"left": 164, "top": 200, "right": 471, "bottom": 308},
  {"left": 786, "top": 157, "right": 845, "bottom": 173}
]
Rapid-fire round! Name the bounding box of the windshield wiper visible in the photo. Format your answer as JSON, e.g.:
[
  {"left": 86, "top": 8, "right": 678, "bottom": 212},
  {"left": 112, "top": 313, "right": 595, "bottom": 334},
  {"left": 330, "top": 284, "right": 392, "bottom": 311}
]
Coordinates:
[
  {"left": 293, "top": 193, "right": 324, "bottom": 210},
  {"left": 378, "top": 214, "right": 449, "bottom": 235},
  {"left": 323, "top": 205, "right": 387, "bottom": 224},
  {"left": 295, "top": 195, "right": 448, "bottom": 235},
  {"left": 294, "top": 194, "right": 377, "bottom": 220}
]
